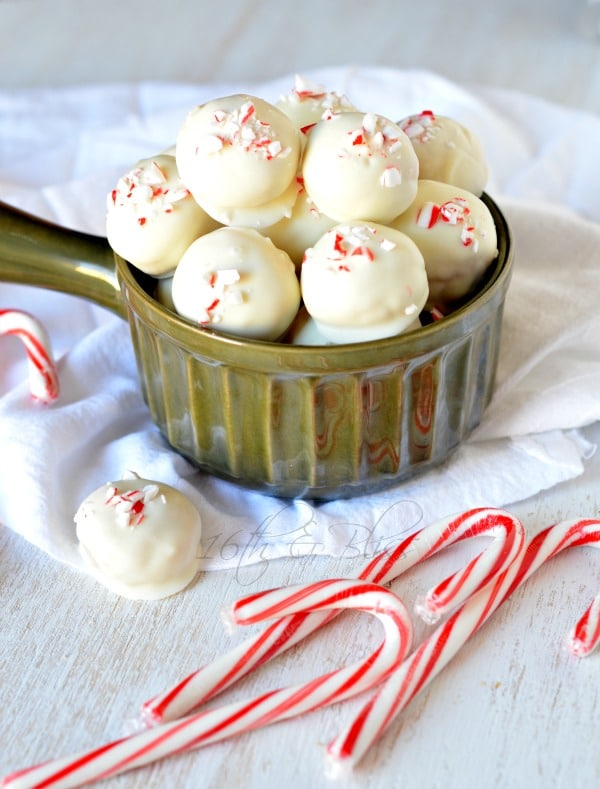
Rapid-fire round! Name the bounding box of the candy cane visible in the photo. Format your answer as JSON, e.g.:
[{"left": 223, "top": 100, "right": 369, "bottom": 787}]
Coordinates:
[
  {"left": 143, "top": 507, "right": 523, "bottom": 724},
  {"left": 1, "top": 579, "right": 413, "bottom": 789},
  {"left": 0, "top": 309, "right": 59, "bottom": 403},
  {"left": 326, "top": 517, "right": 600, "bottom": 777},
  {"left": 511, "top": 518, "right": 600, "bottom": 657}
]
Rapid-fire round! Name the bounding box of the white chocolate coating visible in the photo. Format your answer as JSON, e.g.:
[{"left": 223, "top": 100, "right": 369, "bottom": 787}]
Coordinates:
[
  {"left": 275, "top": 74, "right": 358, "bottom": 131},
  {"left": 301, "top": 222, "right": 428, "bottom": 344},
  {"left": 75, "top": 474, "right": 202, "bottom": 600},
  {"left": 176, "top": 95, "right": 301, "bottom": 210},
  {"left": 390, "top": 179, "right": 498, "bottom": 307},
  {"left": 106, "top": 154, "right": 218, "bottom": 277},
  {"left": 301, "top": 112, "right": 419, "bottom": 224},
  {"left": 287, "top": 307, "right": 421, "bottom": 346},
  {"left": 260, "top": 176, "right": 336, "bottom": 269},
  {"left": 154, "top": 275, "right": 175, "bottom": 311},
  {"left": 172, "top": 226, "right": 301, "bottom": 341},
  {"left": 399, "top": 111, "right": 488, "bottom": 196},
  {"left": 197, "top": 174, "right": 300, "bottom": 230},
  {"left": 286, "top": 307, "right": 333, "bottom": 345}
]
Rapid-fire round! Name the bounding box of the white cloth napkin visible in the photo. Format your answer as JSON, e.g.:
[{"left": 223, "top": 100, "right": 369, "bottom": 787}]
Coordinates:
[{"left": 1, "top": 67, "right": 599, "bottom": 576}]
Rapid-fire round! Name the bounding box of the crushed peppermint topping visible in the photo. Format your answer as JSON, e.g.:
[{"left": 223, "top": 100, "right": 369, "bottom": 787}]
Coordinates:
[
  {"left": 461, "top": 225, "right": 478, "bottom": 250},
  {"left": 342, "top": 113, "right": 403, "bottom": 158},
  {"left": 197, "top": 268, "right": 242, "bottom": 324},
  {"left": 107, "top": 160, "right": 190, "bottom": 223},
  {"left": 281, "top": 74, "right": 355, "bottom": 117},
  {"left": 104, "top": 483, "right": 161, "bottom": 528},
  {"left": 380, "top": 166, "right": 402, "bottom": 188},
  {"left": 400, "top": 110, "right": 438, "bottom": 143},
  {"left": 291, "top": 74, "right": 327, "bottom": 100},
  {"left": 315, "top": 225, "right": 398, "bottom": 270},
  {"left": 416, "top": 198, "right": 479, "bottom": 249},
  {"left": 198, "top": 100, "right": 290, "bottom": 160}
]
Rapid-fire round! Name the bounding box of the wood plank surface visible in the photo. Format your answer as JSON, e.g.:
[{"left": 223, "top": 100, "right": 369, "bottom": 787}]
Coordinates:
[{"left": 2, "top": 422, "right": 600, "bottom": 788}]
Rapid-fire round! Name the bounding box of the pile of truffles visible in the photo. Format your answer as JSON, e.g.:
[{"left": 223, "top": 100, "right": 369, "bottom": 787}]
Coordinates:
[{"left": 107, "top": 75, "right": 497, "bottom": 345}]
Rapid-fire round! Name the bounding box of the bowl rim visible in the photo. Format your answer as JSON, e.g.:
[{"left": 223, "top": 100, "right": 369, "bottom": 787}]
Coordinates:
[{"left": 117, "top": 192, "right": 513, "bottom": 374}]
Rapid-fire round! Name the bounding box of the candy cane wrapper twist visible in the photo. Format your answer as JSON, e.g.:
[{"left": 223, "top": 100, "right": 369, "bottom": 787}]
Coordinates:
[
  {"left": 1, "top": 579, "right": 413, "bottom": 789},
  {"left": 143, "top": 507, "right": 523, "bottom": 724},
  {"left": 326, "top": 517, "right": 600, "bottom": 777},
  {"left": 0, "top": 309, "right": 59, "bottom": 403}
]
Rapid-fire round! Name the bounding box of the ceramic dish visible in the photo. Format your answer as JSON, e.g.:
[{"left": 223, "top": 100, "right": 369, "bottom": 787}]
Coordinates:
[{"left": 0, "top": 198, "right": 512, "bottom": 499}]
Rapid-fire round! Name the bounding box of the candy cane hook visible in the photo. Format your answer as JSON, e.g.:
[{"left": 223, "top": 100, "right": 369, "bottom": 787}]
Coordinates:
[{"left": 0, "top": 309, "right": 59, "bottom": 403}]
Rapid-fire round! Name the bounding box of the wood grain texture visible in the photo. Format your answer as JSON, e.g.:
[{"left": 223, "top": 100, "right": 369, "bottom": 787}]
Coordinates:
[{"left": 1, "top": 422, "right": 600, "bottom": 787}]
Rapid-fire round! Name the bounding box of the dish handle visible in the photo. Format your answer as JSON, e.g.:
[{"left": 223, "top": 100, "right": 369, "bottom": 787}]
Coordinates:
[{"left": 0, "top": 200, "right": 125, "bottom": 317}]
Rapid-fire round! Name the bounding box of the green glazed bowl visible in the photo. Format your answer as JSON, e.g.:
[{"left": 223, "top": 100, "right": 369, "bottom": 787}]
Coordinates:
[{"left": 0, "top": 198, "right": 512, "bottom": 499}]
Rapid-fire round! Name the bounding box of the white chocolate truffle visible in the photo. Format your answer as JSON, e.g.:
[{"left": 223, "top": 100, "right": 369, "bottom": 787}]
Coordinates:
[
  {"left": 302, "top": 112, "right": 419, "bottom": 224},
  {"left": 172, "top": 226, "right": 301, "bottom": 341},
  {"left": 197, "top": 174, "right": 300, "bottom": 230},
  {"left": 75, "top": 474, "right": 202, "bottom": 600},
  {"left": 301, "top": 222, "right": 428, "bottom": 344},
  {"left": 275, "top": 74, "right": 358, "bottom": 131},
  {"left": 260, "top": 176, "right": 336, "bottom": 269},
  {"left": 390, "top": 180, "right": 498, "bottom": 307},
  {"left": 106, "top": 155, "right": 219, "bottom": 277},
  {"left": 399, "top": 111, "right": 488, "bottom": 196},
  {"left": 176, "top": 95, "right": 301, "bottom": 210},
  {"left": 286, "top": 307, "right": 333, "bottom": 346},
  {"left": 154, "top": 275, "right": 175, "bottom": 311}
]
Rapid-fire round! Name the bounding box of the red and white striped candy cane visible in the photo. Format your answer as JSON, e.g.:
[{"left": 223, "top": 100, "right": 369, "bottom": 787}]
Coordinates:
[
  {"left": 143, "top": 507, "right": 523, "bottom": 724},
  {"left": 1, "top": 578, "right": 413, "bottom": 789},
  {"left": 326, "top": 517, "right": 600, "bottom": 776},
  {"left": 512, "top": 518, "right": 600, "bottom": 657},
  {"left": 0, "top": 309, "right": 59, "bottom": 403},
  {"left": 361, "top": 506, "right": 523, "bottom": 622}
]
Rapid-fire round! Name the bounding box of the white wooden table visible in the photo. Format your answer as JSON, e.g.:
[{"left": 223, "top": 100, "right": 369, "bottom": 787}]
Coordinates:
[{"left": 2, "top": 421, "right": 600, "bottom": 788}]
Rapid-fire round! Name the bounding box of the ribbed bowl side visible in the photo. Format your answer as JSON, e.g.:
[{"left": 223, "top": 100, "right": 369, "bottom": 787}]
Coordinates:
[
  {"left": 264, "top": 373, "right": 320, "bottom": 492},
  {"left": 405, "top": 308, "right": 502, "bottom": 473},
  {"left": 182, "top": 352, "right": 231, "bottom": 471},
  {"left": 407, "top": 355, "right": 439, "bottom": 466},
  {"left": 126, "top": 298, "right": 505, "bottom": 499},
  {"left": 130, "top": 313, "right": 255, "bottom": 480},
  {"left": 249, "top": 366, "right": 408, "bottom": 497},
  {"left": 128, "top": 308, "right": 189, "bottom": 452}
]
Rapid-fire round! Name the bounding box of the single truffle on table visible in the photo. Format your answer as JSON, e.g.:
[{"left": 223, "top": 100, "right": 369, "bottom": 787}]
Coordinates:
[
  {"left": 399, "top": 110, "right": 488, "bottom": 196},
  {"left": 275, "top": 74, "right": 358, "bottom": 131},
  {"left": 175, "top": 94, "right": 302, "bottom": 214},
  {"left": 390, "top": 179, "right": 498, "bottom": 308},
  {"left": 301, "top": 112, "right": 420, "bottom": 224},
  {"left": 300, "top": 222, "right": 428, "bottom": 344},
  {"left": 106, "top": 154, "right": 219, "bottom": 277},
  {"left": 171, "top": 226, "right": 301, "bottom": 341},
  {"left": 74, "top": 473, "right": 202, "bottom": 600}
]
